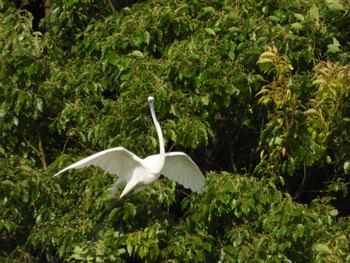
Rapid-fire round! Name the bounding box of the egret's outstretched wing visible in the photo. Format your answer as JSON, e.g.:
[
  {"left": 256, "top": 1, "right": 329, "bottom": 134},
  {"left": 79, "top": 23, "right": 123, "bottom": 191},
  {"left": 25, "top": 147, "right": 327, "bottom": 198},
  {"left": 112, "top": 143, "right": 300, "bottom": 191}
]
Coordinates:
[
  {"left": 53, "top": 147, "right": 143, "bottom": 182},
  {"left": 161, "top": 152, "right": 205, "bottom": 192}
]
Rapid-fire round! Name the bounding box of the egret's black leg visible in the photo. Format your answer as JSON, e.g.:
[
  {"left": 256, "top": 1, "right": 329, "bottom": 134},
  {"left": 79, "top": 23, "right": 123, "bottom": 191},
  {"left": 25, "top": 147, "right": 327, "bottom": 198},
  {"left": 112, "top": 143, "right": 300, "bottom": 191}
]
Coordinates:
[
  {"left": 117, "top": 204, "right": 124, "bottom": 234},
  {"left": 89, "top": 198, "right": 124, "bottom": 241}
]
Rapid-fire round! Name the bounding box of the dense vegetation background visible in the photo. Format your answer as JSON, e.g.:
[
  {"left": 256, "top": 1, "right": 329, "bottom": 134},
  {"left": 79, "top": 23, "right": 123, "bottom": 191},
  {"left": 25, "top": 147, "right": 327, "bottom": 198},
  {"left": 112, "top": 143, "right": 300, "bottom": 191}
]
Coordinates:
[{"left": 1, "top": 0, "right": 350, "bottom": 261}]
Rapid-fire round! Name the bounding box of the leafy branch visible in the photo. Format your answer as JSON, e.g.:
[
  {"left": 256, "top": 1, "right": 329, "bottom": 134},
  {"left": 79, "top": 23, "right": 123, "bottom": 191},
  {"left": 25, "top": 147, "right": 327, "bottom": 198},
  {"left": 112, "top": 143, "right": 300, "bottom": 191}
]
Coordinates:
[{"left": 21, "top": 129, "right": 47, "bottom": 170}]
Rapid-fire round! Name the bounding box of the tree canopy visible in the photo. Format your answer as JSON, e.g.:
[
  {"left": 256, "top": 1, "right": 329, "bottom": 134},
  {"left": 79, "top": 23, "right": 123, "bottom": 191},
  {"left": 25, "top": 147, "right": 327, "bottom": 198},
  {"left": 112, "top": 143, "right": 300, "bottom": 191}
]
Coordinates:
[{"left": 1, "top": 0, "right": 350, "bottom": 261}]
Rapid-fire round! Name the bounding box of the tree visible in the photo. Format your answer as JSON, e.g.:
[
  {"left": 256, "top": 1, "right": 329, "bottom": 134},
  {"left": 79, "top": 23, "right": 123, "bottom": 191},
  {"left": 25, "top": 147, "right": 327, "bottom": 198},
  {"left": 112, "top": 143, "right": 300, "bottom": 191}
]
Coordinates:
[{"left": 1, "top": 0, "right": 350, "bottom": 261}]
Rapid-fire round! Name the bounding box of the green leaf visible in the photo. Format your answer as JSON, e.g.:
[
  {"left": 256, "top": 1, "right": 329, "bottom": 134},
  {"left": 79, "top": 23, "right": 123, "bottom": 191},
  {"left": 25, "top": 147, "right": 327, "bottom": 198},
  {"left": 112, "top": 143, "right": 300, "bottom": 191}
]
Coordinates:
[
  {"left": 202, "top": 6, "right": 215, "bottom": 14},
  {"left": 274, "top": 136, "right": 283, "bottom": 145},
  {"left": 327, "top": 38, "right": 340, "bottom": 53},
  {"left": 169, "top": 129, "right": 177, "bottom": 142},
  {"left": 332, "top": 37, "right": 340, "bottom": 46},
  {"left": 73, "top": 246, "right": 84, "bottom": 254},
  {"left": 201, "top": 95, "right": 209, "bottom": 106},
  {"left": 309, "top": 5, "right": 319, "bottom": 20},
  {"left": 106, "top": 51, "right": 118, "bottom": 65},
  {"left": 328, "top": 2, "right": 344, "bottom": 11},
  {"left": 257, "top": 58, "right": 273, "bottom": 64},
  {"left": 267, "top": 15, "right": 279, "bottom": 22},
  {"left": 312, "top": 79, "right": 328, "bottom": 85},
  {"left": 313, "top": 243, "right": 331, "bottom": 254},
  {"left": 329, "top": 209, "right": 338, "bottom": 217},
  {"left": 294, "top": 13, "right": 305, "bottom": 22},
  {"left": 205, "top": 28, "right": 216, "bottom": 36},
  {"left": 327, "top": 44, "right": 339, "bottom": 53},
  {"left": 343, "top": 160, "right": 350, "bottom": 173},
  {"left": 228, "top": 50, "right": 235, "bottom": 60},
  {"left": 127, "top": 242, "right": 133, "bottom": 256},
  {"left": 0, "top": 146, "right": 4, "bottom": 155},
  {"left": 36, "top": 97, "right": 44, "bottom": 113},
  {"left": 304, "top": 108, "right": 318, "bottom": 114},
  {"left": 279, "top": 176, "right": 285, "bottom": 186},
  {"left": 129, "top": 50, "right": 144, "bottom": 58},
  {"left": 290, "top": 22, "right": 303, "bottom": 30}
]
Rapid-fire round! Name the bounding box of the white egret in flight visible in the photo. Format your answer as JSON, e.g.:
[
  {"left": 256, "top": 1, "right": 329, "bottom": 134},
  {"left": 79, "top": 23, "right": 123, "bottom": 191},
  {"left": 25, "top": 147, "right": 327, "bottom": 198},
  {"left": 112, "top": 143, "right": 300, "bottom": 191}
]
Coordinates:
[{"left": 54, "top": 96, "right": 205, "bottom": 198}]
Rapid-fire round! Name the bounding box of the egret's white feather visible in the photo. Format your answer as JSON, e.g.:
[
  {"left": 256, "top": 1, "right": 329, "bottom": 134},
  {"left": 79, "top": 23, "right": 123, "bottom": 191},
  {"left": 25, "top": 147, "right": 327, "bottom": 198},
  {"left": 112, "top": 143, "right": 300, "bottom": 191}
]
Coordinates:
[
  {"left": 54, "top": 147, "right": 143, "bottom": 183},
  {"left": 162, "top": 152, "right": 205, "bottom": 192}
]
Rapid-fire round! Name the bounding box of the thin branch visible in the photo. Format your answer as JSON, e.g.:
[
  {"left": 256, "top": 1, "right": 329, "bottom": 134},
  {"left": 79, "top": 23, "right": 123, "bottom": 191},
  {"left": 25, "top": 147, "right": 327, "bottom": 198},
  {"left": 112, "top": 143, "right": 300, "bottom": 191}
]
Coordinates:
[
  {"left": 22, "top": 134, "right": 41, "bottom": 156},
  {"left": 62, "top": 135, "right": 70, "bottom": 154},
  {"left": 45, "top": 1, "right": 52, "bottom": 17},
  {"left": 37, "top": 131, "right": 47, "bottom": 170},
  {"left": 294, "top": 161, "right": 308, "bottom": 199},
  {"left": 21, "top": 131, "right": 47, "bottom": 170},
  {"left": 107, "top": 0, "right": 116, "bottom": 13}
]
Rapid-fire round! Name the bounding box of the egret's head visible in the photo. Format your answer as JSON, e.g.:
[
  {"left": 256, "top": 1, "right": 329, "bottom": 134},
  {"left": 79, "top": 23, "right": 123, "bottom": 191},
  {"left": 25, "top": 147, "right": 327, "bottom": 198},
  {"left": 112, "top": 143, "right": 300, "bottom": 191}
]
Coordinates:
[{"left": 148, "top": 96, "right": 154, "bottom": 104}]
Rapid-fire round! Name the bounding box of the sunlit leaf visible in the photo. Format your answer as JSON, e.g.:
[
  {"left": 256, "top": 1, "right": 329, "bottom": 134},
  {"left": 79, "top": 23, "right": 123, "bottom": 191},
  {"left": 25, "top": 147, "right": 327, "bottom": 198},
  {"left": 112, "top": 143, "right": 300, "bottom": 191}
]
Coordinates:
[
  {"left": 328, "top": 2, "right": 344, "bottom": 11},
  {"left": 343, "top": 160, "right": 350, "bottom": 173},
  {"left": 329, "top": 209, "right": 338, "bottom": 217},
  {"left": 205, "top": 28, "right": 216, "bottom": 36},
  {"left": 327, "top": 44, "right": 340, "bottom": 53},
  {"left": 313, "top": 243, "right": 331, "bottom": 254},
  {"left": 290, "top": 22, "right": 303, "bottom": 30},
  {"left": 129, "top": 50, "right": 144, "bottom": 58},
  {"left": 309, "top": 5, "right": 319, "bottom": 20},
  {"left": 294, "top": 13, "right": 305, "bottom": 22}
]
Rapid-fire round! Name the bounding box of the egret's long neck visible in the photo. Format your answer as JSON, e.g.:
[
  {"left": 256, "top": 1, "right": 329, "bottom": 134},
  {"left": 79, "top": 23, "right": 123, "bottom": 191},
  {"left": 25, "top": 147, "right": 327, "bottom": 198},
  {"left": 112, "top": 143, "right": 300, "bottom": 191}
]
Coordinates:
[{"left": 149, "top": 101, "right": 165, "bottom": 172}]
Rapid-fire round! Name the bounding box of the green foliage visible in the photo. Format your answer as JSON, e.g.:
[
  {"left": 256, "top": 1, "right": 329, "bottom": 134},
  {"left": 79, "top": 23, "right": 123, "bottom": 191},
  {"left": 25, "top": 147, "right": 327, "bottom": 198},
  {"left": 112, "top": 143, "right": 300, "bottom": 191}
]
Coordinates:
[
  {"left": 4, "top": 167, "right": 349, "bottom": 261},
  {"left": 1, "top": 0, "right": 350, "bottom": 261},
  {"left": 255, "top": 46, "right": 350, "bottom": 195},
  {"left": 0, "top": 153, "right": 59, "bottom": 260},
  {"left": 2, "top": 0, "right": 349, "bottom": 172},
  {"left": 251, "top": 0, "right": 350, "bottom": 194},
  {"left": 185, "top": 172, "right": 350, "bottom": 262}
]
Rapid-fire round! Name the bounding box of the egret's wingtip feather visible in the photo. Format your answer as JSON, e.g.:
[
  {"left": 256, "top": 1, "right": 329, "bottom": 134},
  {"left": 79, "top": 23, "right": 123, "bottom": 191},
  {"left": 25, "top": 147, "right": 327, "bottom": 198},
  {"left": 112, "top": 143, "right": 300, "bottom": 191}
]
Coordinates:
[{"left": 53, "top": 170, "right": 64, "bottom": 177}]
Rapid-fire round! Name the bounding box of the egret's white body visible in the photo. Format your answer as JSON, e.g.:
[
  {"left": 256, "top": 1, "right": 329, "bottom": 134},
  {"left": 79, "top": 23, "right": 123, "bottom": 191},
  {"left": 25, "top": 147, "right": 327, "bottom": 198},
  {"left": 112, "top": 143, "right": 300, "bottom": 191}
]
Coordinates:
[{"left": 54, "top": 96, "right": 205, "bottom": 198}]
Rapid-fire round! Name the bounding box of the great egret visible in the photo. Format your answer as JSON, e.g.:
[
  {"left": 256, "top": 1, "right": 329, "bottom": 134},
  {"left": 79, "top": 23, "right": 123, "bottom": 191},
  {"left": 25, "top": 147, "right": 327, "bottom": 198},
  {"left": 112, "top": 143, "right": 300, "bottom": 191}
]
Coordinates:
[{"left": 54, "top": 96, "right": 205, "bottom": 198}]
